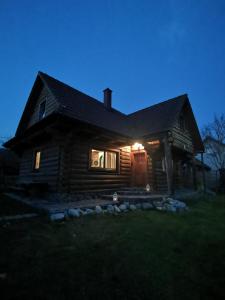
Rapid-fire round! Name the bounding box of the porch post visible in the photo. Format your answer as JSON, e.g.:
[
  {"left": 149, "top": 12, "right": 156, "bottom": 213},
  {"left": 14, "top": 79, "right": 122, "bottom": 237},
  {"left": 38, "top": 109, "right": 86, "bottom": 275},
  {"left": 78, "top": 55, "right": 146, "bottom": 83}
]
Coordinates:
[
  {"left": 200, "top": 152, "right": 206, "bottom": 193},
  {"left": 163, "top": 133, "right": 174, "bottom": 196}
]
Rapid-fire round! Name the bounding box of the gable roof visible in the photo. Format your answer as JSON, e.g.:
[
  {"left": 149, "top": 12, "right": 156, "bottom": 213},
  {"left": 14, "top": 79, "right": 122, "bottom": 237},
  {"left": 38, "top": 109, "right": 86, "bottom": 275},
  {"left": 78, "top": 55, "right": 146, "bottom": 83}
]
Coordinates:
[
  {"left": 127, "top": 95, "right": 187, "bottom": 137},
  {"left": 13, "top": 71, "right": 203, "bottom": 151},
  {"left": 38, "top": 72, "right": 130, "bottom": 137}
]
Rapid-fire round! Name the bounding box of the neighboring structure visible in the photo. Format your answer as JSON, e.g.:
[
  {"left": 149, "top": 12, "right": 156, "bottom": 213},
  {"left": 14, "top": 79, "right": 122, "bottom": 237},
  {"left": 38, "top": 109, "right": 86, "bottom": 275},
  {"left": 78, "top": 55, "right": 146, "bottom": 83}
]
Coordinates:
[
  {"left": 4, "top": 72, "right": 204, "bottom": 198},
  {"left": 198, "top": 137, "right": 225, "bottom": 191},
  {"left": 0, "top": 148, "right": 19, "bottom": 190}
]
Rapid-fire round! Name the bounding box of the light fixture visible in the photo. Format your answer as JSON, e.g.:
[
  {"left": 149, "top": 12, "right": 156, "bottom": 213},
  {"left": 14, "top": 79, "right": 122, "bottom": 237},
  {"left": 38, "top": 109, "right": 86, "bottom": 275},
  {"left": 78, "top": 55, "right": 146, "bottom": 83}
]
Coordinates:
[
  {"left": 132, "top": 143, "right": 144, "bottom": 151},
  {"left": 146, "top": 184, "right": 151, "bottom": 192},
  {"left": 113, "top": 192, "right": 118, "bottom": 202}
]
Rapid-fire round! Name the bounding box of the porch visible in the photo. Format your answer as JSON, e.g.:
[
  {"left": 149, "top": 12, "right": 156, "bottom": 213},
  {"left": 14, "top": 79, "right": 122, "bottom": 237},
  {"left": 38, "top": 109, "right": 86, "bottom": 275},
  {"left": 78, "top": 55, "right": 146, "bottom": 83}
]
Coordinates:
[
  {"left": 119, "top": 134, "right": 198, "bottom": 196},
  {"left": 5, "top": 186, "right": 198, "bottom": 215}
]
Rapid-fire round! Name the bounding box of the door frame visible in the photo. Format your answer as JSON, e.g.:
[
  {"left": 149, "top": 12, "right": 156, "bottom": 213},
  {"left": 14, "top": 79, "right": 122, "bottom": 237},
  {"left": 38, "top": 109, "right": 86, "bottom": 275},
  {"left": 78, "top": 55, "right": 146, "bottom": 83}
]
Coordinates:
[{"left": 131, "top": 150, "right": 148, "bottom": 186}]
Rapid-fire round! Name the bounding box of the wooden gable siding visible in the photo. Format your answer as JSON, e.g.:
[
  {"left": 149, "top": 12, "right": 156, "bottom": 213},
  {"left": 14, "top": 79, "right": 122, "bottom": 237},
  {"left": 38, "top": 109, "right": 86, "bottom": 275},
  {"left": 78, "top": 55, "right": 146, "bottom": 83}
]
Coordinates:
[
  {"left": 19, "top": 142, "right": 60, "bottom": 191},
  {"left": 172, "top": 119, "right": 194, "bottom": 153},
  {"left": 59, "top": 139, "right": 131, "bottom": 192},
  {"left": 171, "top": 104, "right": 196, "bottom": 153},
  {"left": 28, "top": 86, "right": 57, "bottom": 128}
]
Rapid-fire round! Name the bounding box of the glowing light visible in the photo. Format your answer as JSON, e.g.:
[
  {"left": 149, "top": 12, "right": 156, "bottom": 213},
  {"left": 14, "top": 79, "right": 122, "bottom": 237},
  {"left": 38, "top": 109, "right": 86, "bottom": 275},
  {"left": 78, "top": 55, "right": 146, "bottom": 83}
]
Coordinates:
[
  {"left": 146, "top": 184, "right": 151, "bottom": 192},
  {"left": 132, "top": 143, "right": 144, "bottom": 151},
  {"left": 113, "top": 192, "right": 118, "bottom": 202}
]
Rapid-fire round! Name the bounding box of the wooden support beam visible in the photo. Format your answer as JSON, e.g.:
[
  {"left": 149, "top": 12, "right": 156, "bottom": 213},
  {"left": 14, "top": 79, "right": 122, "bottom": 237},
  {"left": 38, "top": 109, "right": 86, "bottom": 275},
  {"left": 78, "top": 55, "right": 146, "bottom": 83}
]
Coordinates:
[{"left": 163, "top": 136, "right": 174, "bottom": 196}]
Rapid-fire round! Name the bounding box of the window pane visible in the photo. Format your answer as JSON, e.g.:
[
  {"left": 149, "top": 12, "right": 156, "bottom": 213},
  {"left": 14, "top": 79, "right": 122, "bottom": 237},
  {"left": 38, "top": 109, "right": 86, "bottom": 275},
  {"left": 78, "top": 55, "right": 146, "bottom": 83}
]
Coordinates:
[
  {"left": 105, "top": 151, "right": 117, "bottom": 169},
  {"left": 39, "top": 101, "right": 46, "bottom": 120},
  {"left": 91, "top": 149, "right": 104, "bottom": 168},
  {"left": 34, "top": 151, "right": 41, "bottom": 170}
]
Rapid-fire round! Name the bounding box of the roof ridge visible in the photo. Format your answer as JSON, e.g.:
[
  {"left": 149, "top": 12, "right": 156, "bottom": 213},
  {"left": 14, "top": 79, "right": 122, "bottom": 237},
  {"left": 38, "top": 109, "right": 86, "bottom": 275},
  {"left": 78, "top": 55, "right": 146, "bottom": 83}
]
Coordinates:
[
  {"left": 38, "top": 71, "right": 126, "bottom": 116},
  {"left": 128, "top": 94, "right": 188, "bottom": 117},
  {"left": 39, "top": 71, "right": 104, "bottom": 105}
]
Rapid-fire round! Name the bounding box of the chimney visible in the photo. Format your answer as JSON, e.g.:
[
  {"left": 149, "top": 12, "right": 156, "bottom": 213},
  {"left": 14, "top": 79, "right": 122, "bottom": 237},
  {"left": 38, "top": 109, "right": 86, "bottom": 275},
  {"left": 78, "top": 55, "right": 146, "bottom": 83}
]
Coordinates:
[{"left": 103, "top": 88, "right": 112, "bottom": 110}]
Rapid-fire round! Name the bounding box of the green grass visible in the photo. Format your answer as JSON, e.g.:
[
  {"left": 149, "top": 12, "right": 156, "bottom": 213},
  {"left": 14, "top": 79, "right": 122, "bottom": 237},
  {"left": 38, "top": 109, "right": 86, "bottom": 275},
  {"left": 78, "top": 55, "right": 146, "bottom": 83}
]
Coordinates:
[
  {"left": 0, "top": 195, "right": 225, "bottom": 300},
  {"left": 0, "top": 194, "right": 37, "bottom": 217}
]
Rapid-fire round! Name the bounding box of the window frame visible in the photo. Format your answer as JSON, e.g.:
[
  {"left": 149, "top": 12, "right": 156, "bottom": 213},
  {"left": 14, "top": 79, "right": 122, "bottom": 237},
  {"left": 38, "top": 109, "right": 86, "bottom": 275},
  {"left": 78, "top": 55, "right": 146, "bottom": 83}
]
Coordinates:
[
  {"left": 39, "top": 100, "right": 46, "bottom": 121},
  {"left": 33, "top": 150, "right": 41, "bottom": 172},
  {"left": 89, "top": 148, "right": 119, "bottom": 173}
]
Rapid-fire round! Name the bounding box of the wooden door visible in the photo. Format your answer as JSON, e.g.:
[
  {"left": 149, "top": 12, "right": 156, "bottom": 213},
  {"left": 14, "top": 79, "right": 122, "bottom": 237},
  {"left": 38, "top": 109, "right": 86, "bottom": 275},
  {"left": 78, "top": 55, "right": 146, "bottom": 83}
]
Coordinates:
[{"left": 131, "top": 151, "right": 148, "bottom": 186}]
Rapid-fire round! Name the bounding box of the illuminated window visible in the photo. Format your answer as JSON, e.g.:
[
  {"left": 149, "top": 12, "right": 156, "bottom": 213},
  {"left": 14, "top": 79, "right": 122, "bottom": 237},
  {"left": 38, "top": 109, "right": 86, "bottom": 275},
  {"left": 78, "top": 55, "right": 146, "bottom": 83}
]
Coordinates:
[
  {"left": 91, "top": 149, "right": 104, "bottom": 168},
  {"left": 105, "top": 151, "right": 117, "bottom": 170},
  {"left": 34, "top": 151, "right": 41, "bottom": 170},
  {"left": 90, "top": 149, "right": 117, "bottom": 171},
  {"left": 39, "top": 101, "right": 46, "bottom": 120}
]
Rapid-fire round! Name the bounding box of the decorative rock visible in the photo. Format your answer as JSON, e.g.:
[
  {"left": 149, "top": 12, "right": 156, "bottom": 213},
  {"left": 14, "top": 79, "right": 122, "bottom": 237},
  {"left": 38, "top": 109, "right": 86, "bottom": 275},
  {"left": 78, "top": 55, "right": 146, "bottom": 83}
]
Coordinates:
[
  {"left": 165, "top": 205, "right": 177, "bottom": 212},
  {"left": 95, "top": 205, "right": 103, "bottom": 214},
  {"left": 107, "top": 205, "right": 114, "bottom": 213},
  {"left": 114, "top": 205, "right": 121, "bottom": 213},
  {"left": 85, "top": 208, "right": 95, "bottom": 215},
  {"left": 50, "top": 213, "right": 65, "bottom": 221},
  {"left": 124, "top": 202, "right": 130, "bottom": 208},
  {"left": 119, "top": 204, "right": 127, "bottom": 212},
  {"left": 68, "top": 208, "right": 80, "bottom": 218},
  {"left": 153, "top": 201, "right": 163, "bottom": 207},
  {"left": 80, "top": 209, "right": 87, "bottom": 216},
  {"left": 129, "top": 204, "right": 136, "bottom": 211},
  {"left": 135, "top": 203, "right": 142, "bottom": 209},
  {"left": 166, "top": 198, "right": 187, "bottom": 210},
  {"left": 142, "top": 202, "right": 153, "bottom": 210}
]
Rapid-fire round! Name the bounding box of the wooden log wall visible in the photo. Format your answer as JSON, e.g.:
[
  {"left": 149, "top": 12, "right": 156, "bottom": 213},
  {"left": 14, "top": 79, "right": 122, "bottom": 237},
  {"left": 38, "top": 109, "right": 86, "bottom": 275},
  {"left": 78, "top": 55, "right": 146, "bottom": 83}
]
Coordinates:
[
  {"left": 146, "top": 144, "right": 168, "bottom": 193},
  {"left": 146, "top": 153, "right": 155, "bottom": 191},
  {"left": 60, "top": 140, "right": 132, "bottom": 192},
  {"left": 19, "top": 142, "right": 60, "bottom": 192},
  {"left": 171, "top": 120, "right": 194, "bottom": 153}
]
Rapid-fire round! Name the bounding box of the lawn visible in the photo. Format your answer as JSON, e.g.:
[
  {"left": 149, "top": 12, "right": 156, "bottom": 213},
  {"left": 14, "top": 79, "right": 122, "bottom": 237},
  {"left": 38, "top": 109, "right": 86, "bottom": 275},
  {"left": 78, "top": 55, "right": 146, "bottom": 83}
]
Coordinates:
[
  {"left": 0, "top": 194, "right": 37, "bottom": 217},
  {"left": 0, "top": 195, "right": 225, "bottom": 300}
]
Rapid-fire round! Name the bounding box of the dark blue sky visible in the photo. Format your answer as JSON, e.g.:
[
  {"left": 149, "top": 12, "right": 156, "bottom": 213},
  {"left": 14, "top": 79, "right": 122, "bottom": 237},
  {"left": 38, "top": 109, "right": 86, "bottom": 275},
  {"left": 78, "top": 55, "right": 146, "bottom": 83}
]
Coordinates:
[{"left": 1, "top": 0, "right": 225, "bottom": 140}]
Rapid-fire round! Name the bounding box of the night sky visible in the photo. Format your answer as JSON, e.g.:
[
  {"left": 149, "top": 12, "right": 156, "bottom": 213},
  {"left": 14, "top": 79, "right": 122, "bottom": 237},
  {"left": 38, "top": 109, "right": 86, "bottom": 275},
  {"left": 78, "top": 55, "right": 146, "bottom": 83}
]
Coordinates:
[{"left": 1, "top": 0, "right": 225, "bottom": 141}]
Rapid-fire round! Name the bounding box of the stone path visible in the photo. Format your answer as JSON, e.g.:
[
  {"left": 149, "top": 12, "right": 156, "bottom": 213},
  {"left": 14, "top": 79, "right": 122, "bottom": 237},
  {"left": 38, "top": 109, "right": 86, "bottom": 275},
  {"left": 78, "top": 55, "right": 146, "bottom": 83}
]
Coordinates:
[
  {"left": 4, "top": 192, "right": 114, "bottom": 214},
  {"left": 0, "top": 213, "right": 38, "bottom": 222}
]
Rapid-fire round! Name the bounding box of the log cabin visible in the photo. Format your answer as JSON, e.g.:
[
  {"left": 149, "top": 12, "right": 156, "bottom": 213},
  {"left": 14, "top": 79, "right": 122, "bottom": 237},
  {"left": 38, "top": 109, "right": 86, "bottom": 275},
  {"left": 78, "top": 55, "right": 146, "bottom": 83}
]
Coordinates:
[{"left": 4, "top": 72, "right": 204, "bottom": 198}]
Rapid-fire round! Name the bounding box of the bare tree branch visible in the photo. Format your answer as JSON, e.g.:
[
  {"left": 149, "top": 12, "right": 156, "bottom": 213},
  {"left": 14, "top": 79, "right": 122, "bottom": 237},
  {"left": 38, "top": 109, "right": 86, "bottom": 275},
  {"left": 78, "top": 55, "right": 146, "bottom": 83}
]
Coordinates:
[{"left": 202, "top": 113, "right": 225, "bottom": 170}]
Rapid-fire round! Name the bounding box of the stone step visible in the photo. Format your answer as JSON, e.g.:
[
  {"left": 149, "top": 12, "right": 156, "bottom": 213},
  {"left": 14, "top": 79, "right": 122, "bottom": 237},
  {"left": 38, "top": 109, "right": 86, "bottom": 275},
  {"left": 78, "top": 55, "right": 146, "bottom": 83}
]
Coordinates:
[
  {"left": 119, "top": 187, "right": 149, "bottom": 191},
  {"left": 101, "top": 194, "right": 167, "bottom": 204},
  {"left": 116, "top": 190, "right": 154, "bottom": 195}
]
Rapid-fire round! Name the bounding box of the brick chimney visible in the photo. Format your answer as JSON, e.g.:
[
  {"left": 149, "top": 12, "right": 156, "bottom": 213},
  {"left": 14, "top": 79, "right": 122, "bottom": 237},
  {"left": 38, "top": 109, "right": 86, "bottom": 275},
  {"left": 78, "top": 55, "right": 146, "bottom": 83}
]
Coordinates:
[{"left": 103, "top": 88, "right": 112, "bottom": 110}]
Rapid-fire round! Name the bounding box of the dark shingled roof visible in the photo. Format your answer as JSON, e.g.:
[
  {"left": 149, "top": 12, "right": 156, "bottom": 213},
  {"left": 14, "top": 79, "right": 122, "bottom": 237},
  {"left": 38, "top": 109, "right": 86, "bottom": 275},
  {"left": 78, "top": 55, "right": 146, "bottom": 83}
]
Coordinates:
[
  {"left": 127, "top": 95, "right": 187, "bottom": 137},
  {"left": 39, "top": 72, "right": 188, "bottom": 138},
  {"left": 39, "top": 72, "right": 130, "bottom": 137}
]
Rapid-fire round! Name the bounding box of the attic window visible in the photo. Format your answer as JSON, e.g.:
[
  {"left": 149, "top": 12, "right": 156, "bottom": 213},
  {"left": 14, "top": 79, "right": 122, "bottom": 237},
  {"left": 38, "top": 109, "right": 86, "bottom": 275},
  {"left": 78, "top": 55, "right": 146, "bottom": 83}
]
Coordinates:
[
  {"left": 179, "top": 116, "right": 186, "bottom": 130},
  {"left": 39, "top": 101, "right": 46, "bottom": 120}
]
